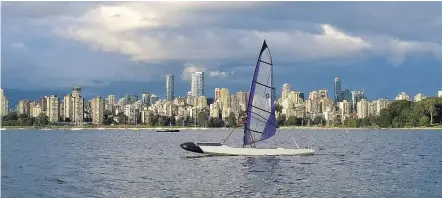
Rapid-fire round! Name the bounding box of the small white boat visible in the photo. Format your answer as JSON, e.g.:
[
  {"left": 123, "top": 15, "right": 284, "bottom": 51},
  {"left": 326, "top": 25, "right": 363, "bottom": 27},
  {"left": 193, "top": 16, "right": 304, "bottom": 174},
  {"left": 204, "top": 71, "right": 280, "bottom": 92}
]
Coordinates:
[
  {"left": 0, "top": 128, "right": 6, "bottom": 131},
  {"left": 71, "top": 128, "right": 84, "bottom": 131},
  {"left": 41, "top": 128, "right": 53, "bottom": 131},
  {"left": 180, "top": 41, "right": 314, "bottom": 156}
]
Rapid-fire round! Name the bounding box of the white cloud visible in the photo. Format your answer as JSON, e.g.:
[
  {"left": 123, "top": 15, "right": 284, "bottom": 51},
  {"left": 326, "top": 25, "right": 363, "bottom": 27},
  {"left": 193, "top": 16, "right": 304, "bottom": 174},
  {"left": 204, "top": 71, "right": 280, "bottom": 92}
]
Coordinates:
[
  {"left": 181, "top": 64, "right": 207, "bottom": 80},
  {"left": 209, "top": 71, "right": 228, "bottom": 77},
  {"left": 52, "top": 2, "right": 442, "bottom": 67},
  {"left": 11, "top": 42, "right": 27, "bottom": 50}
]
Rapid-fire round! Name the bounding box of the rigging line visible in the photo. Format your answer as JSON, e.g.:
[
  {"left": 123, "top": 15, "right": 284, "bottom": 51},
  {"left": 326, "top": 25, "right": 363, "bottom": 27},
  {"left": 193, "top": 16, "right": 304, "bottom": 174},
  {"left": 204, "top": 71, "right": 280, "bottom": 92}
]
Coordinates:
[{"left": 223, "top": 127, "right": 236, "bottom": 144}]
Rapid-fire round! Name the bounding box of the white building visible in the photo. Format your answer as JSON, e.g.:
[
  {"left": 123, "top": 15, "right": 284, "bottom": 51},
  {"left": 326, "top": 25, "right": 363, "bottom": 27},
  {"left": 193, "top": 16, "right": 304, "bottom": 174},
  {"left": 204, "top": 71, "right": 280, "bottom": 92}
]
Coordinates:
[
  {"left": 191, "top": 72, "right": 204, "bottom": 97},
  {"left": 395, "top": 92, "right": 410, "bottom": 101},
  {"left": 282, "top": 83, "right": 292, "bottom": 100},
  {"left": 46, "top": 95, "right": 59, "bottom": 123},
  {"left": 166, "top": 74, "right": 174, "bottom": 101},
  {"left": 438, "top": 90, "right": 442, "bottom": 98},
  {"left": 357, "top": 99, "right": 369, "bottom": 119},
  {"left": 414, "top": 93, "right": 426, "bottom": 102}
]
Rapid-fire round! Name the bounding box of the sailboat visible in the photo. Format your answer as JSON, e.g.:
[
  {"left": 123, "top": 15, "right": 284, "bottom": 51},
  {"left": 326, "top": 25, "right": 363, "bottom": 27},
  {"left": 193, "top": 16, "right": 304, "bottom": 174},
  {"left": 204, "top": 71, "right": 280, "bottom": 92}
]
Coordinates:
[
  {"left": 180, "top": 40, "right": 314, "bottom": 156},
  {"left": 156, "top": 101, "right": 180, "bottom": 132}
]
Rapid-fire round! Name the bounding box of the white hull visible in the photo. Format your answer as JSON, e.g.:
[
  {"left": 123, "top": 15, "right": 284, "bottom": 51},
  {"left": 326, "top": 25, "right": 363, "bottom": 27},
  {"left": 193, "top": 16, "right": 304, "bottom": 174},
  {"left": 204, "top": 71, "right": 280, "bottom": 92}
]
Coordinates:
[
  {"left": 71, "top": 128, "right": 84, "bottom": 131},
  {"left": 0, "top": 128, "right": 6, "bottom": 131},
  {"left": 181, "top": 142, "right": 314, "bottom": 156},
  {"left": 201, "top": 145, "right": 314, "bottom": 156}
]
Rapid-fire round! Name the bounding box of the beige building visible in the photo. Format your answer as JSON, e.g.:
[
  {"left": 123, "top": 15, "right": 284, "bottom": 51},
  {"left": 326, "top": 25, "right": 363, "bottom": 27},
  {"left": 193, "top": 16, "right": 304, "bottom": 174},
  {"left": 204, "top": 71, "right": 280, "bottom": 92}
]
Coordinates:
[
  {"left": 339, "top": 100, "right": 351, "bottom": 121},
  {"left": 18, "top": 99, "right": 31, "bottom": 115},
  {"left": 395, "top": 92, "right": 410, "bottom": 101},
  {"left": 281, "top": 83, "right": 292, "bottom": 100},
  {"left": 63, "top": 87, "right": 84, "bottom": 123},
  {"left": 46, "top": 95, "right": 59, "bottom": 123},
  {"left": 414, "top": 93, "right": 426, "bottom": 102},
  {"left": 91, "top": 97, "right": 105, "bottom": 124},
  {"left": 357, "top": 99, "right": 369, "bottom": 119},
  {"left": 375, "top": 99, "right": 390, "bottom": 115},
  {"left": 30, "top": 101, "right": 42, "bottom": 117},
  {"left": 0, "top": 88, "right": 9, "bottom": 116}
]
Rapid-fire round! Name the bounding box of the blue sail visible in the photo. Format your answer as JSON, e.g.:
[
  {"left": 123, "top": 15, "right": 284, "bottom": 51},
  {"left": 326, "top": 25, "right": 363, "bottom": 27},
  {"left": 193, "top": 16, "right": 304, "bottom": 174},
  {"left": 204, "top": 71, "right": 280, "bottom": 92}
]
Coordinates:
[{"left": 243, "top": 40, "right": 277, "bottom": 146}]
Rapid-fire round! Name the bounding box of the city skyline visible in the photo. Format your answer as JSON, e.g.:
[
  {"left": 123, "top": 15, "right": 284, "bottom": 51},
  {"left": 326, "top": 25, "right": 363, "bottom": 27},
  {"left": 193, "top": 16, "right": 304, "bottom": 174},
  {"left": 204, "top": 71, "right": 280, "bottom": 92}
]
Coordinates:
[{"left": 2, "top": 2, "right": 442, "bottom": 105}]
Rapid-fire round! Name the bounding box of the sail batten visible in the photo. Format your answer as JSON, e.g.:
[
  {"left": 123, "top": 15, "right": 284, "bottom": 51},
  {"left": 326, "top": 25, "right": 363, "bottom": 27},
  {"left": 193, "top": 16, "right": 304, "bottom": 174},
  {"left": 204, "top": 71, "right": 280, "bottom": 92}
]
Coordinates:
[{"left": 243, "top": 40, "right": 276, "bottom": 146}]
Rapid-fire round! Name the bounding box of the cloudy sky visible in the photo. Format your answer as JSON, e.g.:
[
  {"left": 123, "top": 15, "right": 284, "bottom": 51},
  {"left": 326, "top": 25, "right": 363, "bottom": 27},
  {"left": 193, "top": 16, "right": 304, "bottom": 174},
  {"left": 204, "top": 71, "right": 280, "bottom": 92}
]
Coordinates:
[{"left": 2, "top": 2, "right": 442, "bottom": 105}]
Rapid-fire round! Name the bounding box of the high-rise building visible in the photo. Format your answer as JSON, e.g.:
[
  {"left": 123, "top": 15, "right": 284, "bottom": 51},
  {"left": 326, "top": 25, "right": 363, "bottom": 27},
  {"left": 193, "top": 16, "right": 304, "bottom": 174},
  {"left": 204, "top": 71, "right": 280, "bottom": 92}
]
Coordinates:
[
  {"left": 150, "top": 94, "right": 159, "bottom": 105},
  {"left": 334, "top": 77, "right": 341, "bottom": 102},
  {"left": 166, "top": 74, "right": 175, "bottom": 101},
  {"left": 357, "top": 99, "right": 369, "bottom": 119},
  {"left": 438, "top": 90, "right": 442, "bottom": 98},
  {"left": 318, "top": 89, "right": 328, "bottom": 99},
  {"left": 30, "top": 101, "right": 42, "bottom": 118},
  {"left": 341, "top": 88, "right": 352, "bottom": 103},
  {"left": 18, "top": 99, "right": 31, "bottom": 115},
  {"left": 282, "top": 83, "right": 292, "bottom": 100},
  {"left": 414, "top": 93, "right": 426, "bottom": 102},
  {"left": 351, "top": 91, "right": 365, "bottom": 112},
  {"left": 91, "top": 97, "right": 105, "bottom": 124},
  {"left": 395, "top": 92, "right": 410, "bottom": 101},
  {"left": 0, "top": 89, "right": 9, "bottom": 116},
  {"left": 191, "top": 72, "right": 204, "bottom": 97},
  {"left": 46, "top": 95, "right": 59, "bottom": 123},
  {"left": 141, "top": 93, "right": 150, "bottom": 105},
  {"left": 72, "top": 87, "right": 84, "bottom": 123},
  {"left": 375, "top": 98, "right": 390, "bottom": 115},
  {"left": 214, "top": 88, "right": 222, "bottom": 102},
  {"left": 107, "top": 95, "right": 116, "bottom": 105}
]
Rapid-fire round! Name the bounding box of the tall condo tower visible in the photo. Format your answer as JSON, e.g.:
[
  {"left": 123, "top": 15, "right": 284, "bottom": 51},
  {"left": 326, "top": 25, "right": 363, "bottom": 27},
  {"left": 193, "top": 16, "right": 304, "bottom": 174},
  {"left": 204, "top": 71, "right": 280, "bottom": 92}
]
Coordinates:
[
  {"left": 166, "top": 74, "right": 175, "bottom": 101},
  {"left": 334, "top": 77, "right": 341, "bottom": 102},
  {"left": 191, "top": 72, "right": 204, "bottom": 97}
]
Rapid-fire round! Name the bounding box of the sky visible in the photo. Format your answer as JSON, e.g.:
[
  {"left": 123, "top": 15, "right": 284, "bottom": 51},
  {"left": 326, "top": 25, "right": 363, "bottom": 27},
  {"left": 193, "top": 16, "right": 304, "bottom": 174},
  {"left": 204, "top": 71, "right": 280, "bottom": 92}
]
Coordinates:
[{"left": 2, "top": 2, "right": 442, "bottom": 106}]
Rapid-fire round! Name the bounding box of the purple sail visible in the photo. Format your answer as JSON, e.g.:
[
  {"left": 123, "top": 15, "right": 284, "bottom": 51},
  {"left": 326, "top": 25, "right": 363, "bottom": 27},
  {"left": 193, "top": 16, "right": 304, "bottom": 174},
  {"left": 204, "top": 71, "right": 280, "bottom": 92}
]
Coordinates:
[{"left": 243, "top": 40, "right": 277, "bottom": 146}]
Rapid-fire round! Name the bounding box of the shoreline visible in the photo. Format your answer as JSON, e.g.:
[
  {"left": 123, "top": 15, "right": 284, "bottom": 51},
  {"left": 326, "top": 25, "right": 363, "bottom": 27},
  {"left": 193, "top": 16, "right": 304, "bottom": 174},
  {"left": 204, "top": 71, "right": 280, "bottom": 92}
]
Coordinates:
[{"left": 2, "top": 125, "right": 442, "bottom": 130}]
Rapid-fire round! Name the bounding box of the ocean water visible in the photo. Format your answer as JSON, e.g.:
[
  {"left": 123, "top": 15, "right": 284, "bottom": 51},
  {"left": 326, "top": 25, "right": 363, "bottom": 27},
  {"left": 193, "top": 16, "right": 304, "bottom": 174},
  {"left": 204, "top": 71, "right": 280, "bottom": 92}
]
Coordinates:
[{"left": 1, "top": 129, "right": 442, "bottom": 198}]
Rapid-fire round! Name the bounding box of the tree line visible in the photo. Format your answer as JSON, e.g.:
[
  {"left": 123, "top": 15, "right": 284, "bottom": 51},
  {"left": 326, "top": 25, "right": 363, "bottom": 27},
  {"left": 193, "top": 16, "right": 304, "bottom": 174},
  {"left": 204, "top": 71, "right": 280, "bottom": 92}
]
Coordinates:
[{"left": 275, "top": 97, "right": 442, "bottom": 128}]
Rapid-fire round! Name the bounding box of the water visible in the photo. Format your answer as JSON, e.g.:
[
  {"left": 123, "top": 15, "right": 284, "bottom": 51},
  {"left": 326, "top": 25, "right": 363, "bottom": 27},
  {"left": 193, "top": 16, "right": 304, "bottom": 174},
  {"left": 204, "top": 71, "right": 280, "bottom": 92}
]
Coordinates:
[{"left": 2, "top": 129, "right": 442, "bottom": 197}]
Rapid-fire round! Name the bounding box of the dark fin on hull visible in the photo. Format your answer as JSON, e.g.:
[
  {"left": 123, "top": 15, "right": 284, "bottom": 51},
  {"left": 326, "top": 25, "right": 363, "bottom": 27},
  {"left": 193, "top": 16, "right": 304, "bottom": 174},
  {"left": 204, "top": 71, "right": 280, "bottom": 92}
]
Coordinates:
[{"left": 180, "top": 142, "right": 204, "bottom": 154}]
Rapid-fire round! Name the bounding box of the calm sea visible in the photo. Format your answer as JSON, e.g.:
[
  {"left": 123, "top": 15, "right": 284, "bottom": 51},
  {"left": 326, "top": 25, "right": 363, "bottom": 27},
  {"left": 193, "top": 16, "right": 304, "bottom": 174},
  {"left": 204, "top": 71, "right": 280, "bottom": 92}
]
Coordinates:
[{"left": 2, "top": 129, "right": 442, "bottom": 198}]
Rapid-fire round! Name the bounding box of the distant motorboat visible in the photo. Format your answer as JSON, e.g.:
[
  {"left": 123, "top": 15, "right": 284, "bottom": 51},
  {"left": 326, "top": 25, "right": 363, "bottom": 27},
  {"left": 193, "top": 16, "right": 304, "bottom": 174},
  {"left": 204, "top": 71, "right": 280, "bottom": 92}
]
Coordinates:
[
  {"left": 71, "top": 128, "right": 84, "bottom": 131},
  {"left": 41, "top": 128, "right": 53, "bottom": 131},
  {"left": 0, "top": 128, "right": 6, "bottom": 131},
  {"left": 156, "top": 129, "right": 180, "bottom": 133}
]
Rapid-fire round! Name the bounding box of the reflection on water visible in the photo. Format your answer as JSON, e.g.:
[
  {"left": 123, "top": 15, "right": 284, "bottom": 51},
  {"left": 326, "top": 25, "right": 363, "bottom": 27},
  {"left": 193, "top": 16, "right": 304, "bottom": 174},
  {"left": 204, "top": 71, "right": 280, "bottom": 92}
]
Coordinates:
[{"left": 2, "top": 129, "right": 442, "bottom": 197}]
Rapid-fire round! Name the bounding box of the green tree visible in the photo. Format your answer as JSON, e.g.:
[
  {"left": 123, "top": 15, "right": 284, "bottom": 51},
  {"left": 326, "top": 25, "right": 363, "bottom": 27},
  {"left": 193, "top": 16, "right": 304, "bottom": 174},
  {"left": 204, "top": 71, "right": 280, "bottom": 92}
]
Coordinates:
[
  {"left": 312, "top": 115, "right": 326, "bottom": 126},
  {"left": 423, "top": 98, "right": 437, "bottom": 125},
  {"left": 150, "top": 114, "right": 159, "bottom": 126},
  {"left": 103, "top": 110, "right": 114, "bottom": 125},
  {"left": 116, "top": 112, "right": 128, "bottom": 125},
  {"left": 158, "top": 116, "right": 169, "bottom": 126},
  {"left": 176, "top": 117, "right": 185, "bottom": 126},
  {"left": 197, "top": 112, "right": 209, "bottom": 127},
  {"left": 277, "top": 114, "right": 286, "bottom": 126},
  {"left": 419, "top": 116, "right": 430, "bottom": 127},
  {"left": 275, "top": 104, "right": 283, "bottom": 114},
  {"left": 227, "top": 112, "right": 237, "bottom": 127},
  {"left": 361, "top": 117, "right": 371, "bottom": 127},
  {"left": 35, "top": 113, "right": 49, "bottom": 127},
  {"left": 209, "top": 117, "right": 224, "bottom": 127},
  {"left": 285, "top": 116, "right": 300, "bottom": 126},
  {"left": 333, "top": 116, "right": 342, "bottom": 127},
  {"left": 376, "top": 109, "right": 393, "bottom": 128}
]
